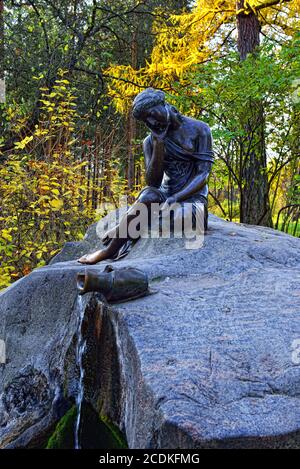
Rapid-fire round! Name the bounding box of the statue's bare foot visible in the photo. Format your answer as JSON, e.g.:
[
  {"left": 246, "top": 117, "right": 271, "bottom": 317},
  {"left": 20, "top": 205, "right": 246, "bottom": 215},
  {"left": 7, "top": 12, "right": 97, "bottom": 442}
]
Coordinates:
[{"left": 78, "top": 249, "right": 110, "bottom": 264}]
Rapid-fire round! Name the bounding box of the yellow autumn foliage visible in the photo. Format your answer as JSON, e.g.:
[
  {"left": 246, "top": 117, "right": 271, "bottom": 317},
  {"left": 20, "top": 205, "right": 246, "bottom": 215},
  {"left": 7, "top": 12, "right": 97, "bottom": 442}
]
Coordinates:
[
  {"left": 106, "top": 0, "right": 299, "bottom": 113},
  {"left": 0, "top": 71, "right": 96, "bottom": 289}
]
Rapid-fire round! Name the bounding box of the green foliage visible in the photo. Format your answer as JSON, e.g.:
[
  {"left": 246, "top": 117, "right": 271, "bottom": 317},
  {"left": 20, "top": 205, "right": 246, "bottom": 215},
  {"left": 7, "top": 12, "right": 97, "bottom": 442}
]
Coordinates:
[{"left": 171, "top": 35, "right": 300, "bottom": 223}]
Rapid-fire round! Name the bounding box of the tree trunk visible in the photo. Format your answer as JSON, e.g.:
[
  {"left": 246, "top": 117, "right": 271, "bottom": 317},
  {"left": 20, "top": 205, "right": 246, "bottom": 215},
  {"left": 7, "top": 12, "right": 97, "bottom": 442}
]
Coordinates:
[
  {"left": 236, "top": 1, "right": 272, "bottom": 226},
  {"left": 0, "top": 0, "right": 3, "bottom": 79},
  {"left": 237, "top": 1, "right": 260, "bottom": 60},
  {"left": 126, "top": 111, "right": 136, "bottom": 196},
  {"left": 126, "top": 27, "right": 138, "bottom": 199}
]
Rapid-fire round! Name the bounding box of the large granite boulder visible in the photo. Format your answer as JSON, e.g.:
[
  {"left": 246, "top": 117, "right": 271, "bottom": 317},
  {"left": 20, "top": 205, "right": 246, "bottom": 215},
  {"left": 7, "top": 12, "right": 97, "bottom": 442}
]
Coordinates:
[{"left": 0, "top": 212, "right": 299, "bottom": 448}]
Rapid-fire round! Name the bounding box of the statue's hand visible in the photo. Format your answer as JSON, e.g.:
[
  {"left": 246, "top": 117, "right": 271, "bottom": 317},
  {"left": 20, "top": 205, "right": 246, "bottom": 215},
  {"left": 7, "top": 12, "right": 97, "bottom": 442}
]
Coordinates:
[
  {"left": 152, "top": 131, "right": 167, "bottom": 143},
  {"left": 160, "top": 195, "right": 177, "bottom": 212},
  {"left": 150, "top": 117, "right": 170, "bottom": 142}
]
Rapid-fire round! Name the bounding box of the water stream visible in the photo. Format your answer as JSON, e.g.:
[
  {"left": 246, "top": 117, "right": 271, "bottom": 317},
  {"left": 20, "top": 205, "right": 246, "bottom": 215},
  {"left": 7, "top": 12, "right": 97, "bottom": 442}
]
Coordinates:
[{"left": 74, "top": 295, "right": 86, "bottom": 449}]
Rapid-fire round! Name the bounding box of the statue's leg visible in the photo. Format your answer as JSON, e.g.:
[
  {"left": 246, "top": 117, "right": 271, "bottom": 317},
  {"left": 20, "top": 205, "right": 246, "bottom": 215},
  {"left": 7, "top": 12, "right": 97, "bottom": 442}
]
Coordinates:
[
  {"left": 78, "top": 188, "right": 164, "bottom": 264},
  {"left": 101, "top": 186, "right": 161, "bottom": 245},
  {"left": 101, "top": 204, "right": 141, "bottom": 245},
  {"left": 101, "top": 227, "right": 117, "bottom": 246}
]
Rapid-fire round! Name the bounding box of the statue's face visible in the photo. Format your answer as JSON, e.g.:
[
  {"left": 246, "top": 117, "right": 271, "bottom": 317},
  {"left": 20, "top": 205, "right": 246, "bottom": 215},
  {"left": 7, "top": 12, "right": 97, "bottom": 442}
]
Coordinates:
[{"left": 142, "top": 104, "right": 169, "bottom": 135}]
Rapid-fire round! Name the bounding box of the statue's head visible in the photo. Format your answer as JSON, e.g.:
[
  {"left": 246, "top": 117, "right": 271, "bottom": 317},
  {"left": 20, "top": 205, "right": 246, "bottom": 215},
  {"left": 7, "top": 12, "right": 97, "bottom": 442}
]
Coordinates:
[{"left": 132, "top": 88, "right": 181, "bottom": 137}]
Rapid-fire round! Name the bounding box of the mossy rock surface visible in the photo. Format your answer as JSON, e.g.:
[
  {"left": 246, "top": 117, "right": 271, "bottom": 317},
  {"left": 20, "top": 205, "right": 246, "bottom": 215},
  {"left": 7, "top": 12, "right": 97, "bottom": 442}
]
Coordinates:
[
  {"left": 46, "top": 403, "right": 127, "bottom": 449},
  {"left": 80, "top": 403, "right": 127, "bottom": 449},
  {"left": 46, "top": 406, "right": 76, "bottom": 449},
  {"left": 99, "top": 414, "right": 128, "bottom": 449}
]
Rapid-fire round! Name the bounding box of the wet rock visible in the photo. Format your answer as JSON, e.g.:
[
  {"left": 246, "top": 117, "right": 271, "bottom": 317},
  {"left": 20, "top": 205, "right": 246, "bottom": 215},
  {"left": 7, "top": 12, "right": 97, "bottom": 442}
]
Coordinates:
[{"left": 0, "top": 213, "right": 300, "bottom": 448}]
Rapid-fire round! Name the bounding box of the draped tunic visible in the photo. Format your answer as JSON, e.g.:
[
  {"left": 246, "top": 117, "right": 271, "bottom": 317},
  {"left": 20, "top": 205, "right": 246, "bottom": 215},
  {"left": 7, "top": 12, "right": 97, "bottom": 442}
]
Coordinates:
[{"left": 149, "top": 132, "right": 214, "bottom": 201}]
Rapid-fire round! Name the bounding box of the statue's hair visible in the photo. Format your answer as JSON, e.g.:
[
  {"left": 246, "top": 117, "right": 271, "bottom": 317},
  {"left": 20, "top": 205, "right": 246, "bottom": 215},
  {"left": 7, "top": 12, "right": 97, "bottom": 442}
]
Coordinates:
[{"left": 132, "top": 88, "right": 165, "bottom": 119}]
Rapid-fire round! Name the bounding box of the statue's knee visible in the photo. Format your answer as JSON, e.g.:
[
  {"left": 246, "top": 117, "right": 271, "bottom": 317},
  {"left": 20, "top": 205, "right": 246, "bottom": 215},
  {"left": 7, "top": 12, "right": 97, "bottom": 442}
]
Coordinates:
[{"left": 137, "top": 187, "right": 162, "bottom": 204}]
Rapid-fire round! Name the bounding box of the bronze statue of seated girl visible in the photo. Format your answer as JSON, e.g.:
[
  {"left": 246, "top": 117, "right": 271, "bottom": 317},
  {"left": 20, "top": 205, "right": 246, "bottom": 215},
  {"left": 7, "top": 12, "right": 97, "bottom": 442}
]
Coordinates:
[{"left": 79, "top": 88, "right": 214, "bottom": 264}]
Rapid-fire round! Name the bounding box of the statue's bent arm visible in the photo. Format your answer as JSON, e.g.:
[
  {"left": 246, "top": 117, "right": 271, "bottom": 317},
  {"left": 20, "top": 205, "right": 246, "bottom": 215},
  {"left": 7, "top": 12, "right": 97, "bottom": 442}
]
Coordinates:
[
  {"left": 143, "top": 135, "right": 164, "bottom": 188},
  {"left": 174, "top": 161, "right": 212, "bottom": 202},
  {"left": 173, "top": 125, "right": 213, "bottom": 202}
]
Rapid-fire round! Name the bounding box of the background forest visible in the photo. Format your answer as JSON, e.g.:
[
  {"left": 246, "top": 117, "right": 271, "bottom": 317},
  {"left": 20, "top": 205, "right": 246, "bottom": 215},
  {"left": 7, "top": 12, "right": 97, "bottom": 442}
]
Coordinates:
[{"left": 0, "top": 0, "right": 299, "bottom": 288}]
